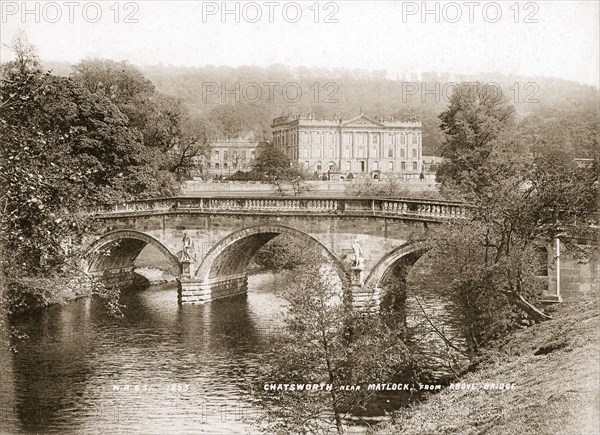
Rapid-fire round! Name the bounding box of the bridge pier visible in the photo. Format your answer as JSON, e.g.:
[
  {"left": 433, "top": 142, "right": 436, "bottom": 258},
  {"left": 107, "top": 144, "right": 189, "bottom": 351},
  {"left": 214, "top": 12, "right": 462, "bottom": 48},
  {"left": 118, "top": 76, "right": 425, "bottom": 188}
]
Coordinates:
[
  {"left": 350, "top": 284, "right": 382, "bottom": 312},
  {"left": 178, "top": 273, "right": 248, "bottom": 304},
  {"left": 348, "top": 268, "right": 382, "bottom": 311}
]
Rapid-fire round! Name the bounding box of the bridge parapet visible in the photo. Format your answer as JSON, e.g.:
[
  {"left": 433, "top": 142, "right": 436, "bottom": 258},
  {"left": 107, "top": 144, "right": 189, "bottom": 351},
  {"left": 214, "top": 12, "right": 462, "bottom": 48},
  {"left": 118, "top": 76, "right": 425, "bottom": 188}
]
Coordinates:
[{"left": 91, "top": 196, "right": 469, "bottom": 221}]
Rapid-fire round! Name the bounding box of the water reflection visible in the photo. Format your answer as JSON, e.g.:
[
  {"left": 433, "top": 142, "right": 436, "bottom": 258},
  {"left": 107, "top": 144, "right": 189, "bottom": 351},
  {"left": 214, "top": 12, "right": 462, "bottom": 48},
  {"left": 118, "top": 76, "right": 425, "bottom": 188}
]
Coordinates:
[{"left": 1, "top": 274, "right": 286, "bottom": 434}]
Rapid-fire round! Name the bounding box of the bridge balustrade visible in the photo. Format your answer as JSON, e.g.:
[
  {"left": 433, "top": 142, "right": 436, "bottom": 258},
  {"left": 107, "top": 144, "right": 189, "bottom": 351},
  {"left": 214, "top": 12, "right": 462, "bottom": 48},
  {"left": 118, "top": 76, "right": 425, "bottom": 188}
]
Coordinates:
[{"left": 91, "top": 197, "right": 469, "bottom": 220}]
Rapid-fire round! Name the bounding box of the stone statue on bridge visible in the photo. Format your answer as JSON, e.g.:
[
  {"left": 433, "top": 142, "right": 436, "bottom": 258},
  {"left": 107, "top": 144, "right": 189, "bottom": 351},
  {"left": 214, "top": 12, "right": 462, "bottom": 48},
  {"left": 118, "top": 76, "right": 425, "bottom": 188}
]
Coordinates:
[
  {"left": 352, "top": 239, "right": 363, "bottom": 267},
  {"left": 182, "top": 233, "right": 195, "bottom": 262},
  {"left": 356, "top": 257, "right": 365, "bottom": 286},
  {"left": 351, "top": 239, "right": 366, "bottom": 286}
]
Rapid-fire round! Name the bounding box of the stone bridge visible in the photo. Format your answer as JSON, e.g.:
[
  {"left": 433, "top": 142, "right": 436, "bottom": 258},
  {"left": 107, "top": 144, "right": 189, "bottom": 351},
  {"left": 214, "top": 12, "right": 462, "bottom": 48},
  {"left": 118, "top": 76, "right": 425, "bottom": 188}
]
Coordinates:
[
  {"left": 83, "top": 196, "right": 597, "bottom": 309},
  {"left": 83, "top": 196, "right": 469, "bottom": 308}
]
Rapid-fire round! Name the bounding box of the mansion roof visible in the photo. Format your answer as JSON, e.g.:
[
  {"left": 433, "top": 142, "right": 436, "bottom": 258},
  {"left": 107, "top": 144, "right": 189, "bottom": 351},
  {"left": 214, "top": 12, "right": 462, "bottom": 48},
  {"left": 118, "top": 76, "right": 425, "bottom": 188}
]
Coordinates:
[{"left": 272, "top": 113, "right": 421, "bottom": 129}]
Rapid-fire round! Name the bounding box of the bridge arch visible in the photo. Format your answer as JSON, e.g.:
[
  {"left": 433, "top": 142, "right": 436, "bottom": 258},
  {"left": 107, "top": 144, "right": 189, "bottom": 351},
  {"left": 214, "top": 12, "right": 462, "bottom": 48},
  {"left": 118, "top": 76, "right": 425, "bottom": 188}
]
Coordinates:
[
  {"left": 364, "top": 241, "right": 430, "bottom": 290},
  {"left": 84, "top": 230, "right": 181, "bottom": 276},
  {"left": 195, "top": 224, "right": 345, "bottom": 282}
]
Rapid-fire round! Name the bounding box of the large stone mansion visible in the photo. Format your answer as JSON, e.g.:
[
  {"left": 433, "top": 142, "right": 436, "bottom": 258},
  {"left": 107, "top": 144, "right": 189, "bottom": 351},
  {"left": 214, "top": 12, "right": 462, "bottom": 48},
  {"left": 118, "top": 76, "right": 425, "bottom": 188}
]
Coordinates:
[{"left": 272, "top": 112, "right": 423, "bottom": 179}]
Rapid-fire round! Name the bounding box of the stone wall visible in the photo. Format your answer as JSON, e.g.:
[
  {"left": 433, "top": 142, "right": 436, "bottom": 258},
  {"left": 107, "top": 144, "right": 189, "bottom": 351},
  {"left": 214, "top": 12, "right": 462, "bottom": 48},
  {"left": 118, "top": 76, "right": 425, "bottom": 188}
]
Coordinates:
[
  {"left": 546, "top": 239, "right": 600, "bottom": 301},
  {"left": 182, "top": 179, "right": 439, "bottom": 195}
]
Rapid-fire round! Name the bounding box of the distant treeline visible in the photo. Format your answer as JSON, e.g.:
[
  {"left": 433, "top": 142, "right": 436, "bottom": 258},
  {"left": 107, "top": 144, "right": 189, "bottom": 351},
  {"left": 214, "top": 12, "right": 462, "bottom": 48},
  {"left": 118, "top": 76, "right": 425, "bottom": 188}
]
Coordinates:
[{"left": 44, "top": 62, "right": 599, "bottom": 158}]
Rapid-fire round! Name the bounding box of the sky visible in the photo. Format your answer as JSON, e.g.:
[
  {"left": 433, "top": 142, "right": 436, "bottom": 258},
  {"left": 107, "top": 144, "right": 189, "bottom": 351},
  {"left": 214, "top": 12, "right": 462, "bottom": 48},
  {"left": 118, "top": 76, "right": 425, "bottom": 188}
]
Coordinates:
[{"left": 1, "top": 1, "right": 599, "bottom": 86}]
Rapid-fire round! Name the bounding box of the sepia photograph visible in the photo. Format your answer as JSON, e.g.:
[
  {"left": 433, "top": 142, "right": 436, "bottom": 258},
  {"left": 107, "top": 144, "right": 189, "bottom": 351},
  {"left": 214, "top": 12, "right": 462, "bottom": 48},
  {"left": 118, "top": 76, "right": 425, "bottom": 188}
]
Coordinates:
[{"left": 0, "top": 1, "right": 598, "bottom": 434}]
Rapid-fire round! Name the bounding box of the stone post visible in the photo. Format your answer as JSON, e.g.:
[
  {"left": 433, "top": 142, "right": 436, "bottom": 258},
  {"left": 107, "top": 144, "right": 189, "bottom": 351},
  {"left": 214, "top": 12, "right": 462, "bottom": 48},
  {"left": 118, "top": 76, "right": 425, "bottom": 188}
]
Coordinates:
[
  {"left": 181, "top": 259, "right": 194, "bottom": 278},
  {"left": 350, "top": 256, "right": 381, "bottom": 312}
]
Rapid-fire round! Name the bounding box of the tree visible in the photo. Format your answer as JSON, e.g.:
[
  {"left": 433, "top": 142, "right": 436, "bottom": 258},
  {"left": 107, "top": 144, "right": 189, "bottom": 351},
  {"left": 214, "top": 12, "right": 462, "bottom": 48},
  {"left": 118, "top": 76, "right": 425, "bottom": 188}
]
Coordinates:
[
  {"left": 251, "top": 144, "right": 312, "bottom": 195},
  {"left": 71, "top": 58, "right": 155, "bottom": 113},
  {"left": 436, "top": 82, "right": 515, "bottom": 193},
  {"left": 252, "top": 143, "right": 290, "bottom": 179},
  {"left": 408, "top": 83, "right": 599, "bottom": 358},
  {"left": 207, "top": 103, "right": 272, "bottom": 140},
  {"left": 516, "top": 100, "right": 600, "bottom": 162},
  {"left": 72, "top": 58, "right": 211, "bottom": 182},
  {"left": 252, "top": 244, "right": 418, "bottom": 434},
  {"left": 0, "top": 34, "right": 169, "bottom": 314},
  {"left": 407, "top": 220, "right": 536, "bottom": 359}
]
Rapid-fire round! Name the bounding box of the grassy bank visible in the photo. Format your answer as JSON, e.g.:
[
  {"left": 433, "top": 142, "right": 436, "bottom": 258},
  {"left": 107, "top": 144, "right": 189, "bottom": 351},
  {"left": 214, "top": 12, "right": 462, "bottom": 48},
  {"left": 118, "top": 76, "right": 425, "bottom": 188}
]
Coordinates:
[{"left": 374, "top": 291, "right": 599, "bottom": 434}]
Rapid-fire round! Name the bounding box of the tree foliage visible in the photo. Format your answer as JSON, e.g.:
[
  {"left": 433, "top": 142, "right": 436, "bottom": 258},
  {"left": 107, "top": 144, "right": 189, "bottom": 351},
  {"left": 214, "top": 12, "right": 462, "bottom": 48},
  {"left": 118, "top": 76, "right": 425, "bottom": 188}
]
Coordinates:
[
  {"left": 0, "top": 34, "right": 177, "bottom": 313},
  {"left": 408, "top": 82, "right": 599, "bottom": 359},
  {"left": 72, "top": 58, "right": 211, "bottom": 181},
  {"left": 206, "top": 103, "right": 273, "bottom": 140},
  {"left": 253, "top": 244, "right": 419, "bottom": 434},
  {"left": 436, "top": 82, "right": 515, "bottom": 190},
  {"left": 254, "top": 234, "right": 309, "bottom": 271},
  {"left": 247, "top": 143, "right": 312, "bottom": 195},
  {"left": 408, "top": 221, "right": 537, "bottom": 358},
  {"left": 252, "top": 143, "right": 290, "bottom": 179}
]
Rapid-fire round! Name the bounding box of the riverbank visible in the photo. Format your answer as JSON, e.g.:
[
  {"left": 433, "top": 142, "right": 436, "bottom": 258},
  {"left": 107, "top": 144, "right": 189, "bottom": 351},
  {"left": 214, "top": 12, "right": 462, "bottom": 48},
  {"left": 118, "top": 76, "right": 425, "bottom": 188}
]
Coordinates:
[
  {"left": 0, "top": 276, "right": 95, "bottom": 315},
  {"left": 373, "top": 290, "right": 599, "bottom": 434}
]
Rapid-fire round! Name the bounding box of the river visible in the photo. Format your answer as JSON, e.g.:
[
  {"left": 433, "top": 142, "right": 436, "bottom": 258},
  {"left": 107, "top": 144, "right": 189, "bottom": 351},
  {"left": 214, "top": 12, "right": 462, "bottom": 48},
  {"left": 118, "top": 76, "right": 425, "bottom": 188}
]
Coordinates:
[{"left": 0, "top": 273, "right": 411, "bottom": 434}]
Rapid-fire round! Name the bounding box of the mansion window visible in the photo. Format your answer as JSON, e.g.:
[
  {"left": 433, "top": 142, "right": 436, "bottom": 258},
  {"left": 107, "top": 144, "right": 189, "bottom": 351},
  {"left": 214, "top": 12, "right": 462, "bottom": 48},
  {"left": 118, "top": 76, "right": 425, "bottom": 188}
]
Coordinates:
[
  {"left": 327, "top": 147, "right": 335, "bottom": 158},
  {"left": 388, "top": 148, "right": 394, "bottom": 158},
  {"left": 302, "top": 132, "right": 309, "bottom": 144},
  {"left": 344, "top": 146, "right": 351, "bottom": 158},
  {"left": 372, "top": 134, "right": 379, "bottom": 144},
  {"left": 371, "top": 146, "right": 378, "bottom": 158},
  {"left": 412, "top": 134, "right": 418, "bottom": 145},
  {"left": 388, "top": 161, "right": 394, "bottom": 171},
  {"left": 373, "top": 161, "right": 379, "bottom": 171},
  {"left": 400, "top": 134, "right": 406, "bottom": 144},
  {"left": 401, "top": 161, "right": 406, "bottom": 171},
  {"left": 317, "top": 161, "right": 322, "bottom": 170},
  {"left": 413, "top": 162, "right": 418, "bottom": 171},
  {"left": 412, "top": 148, "right": 417, "bottom": 158},
  {"left": 343, "top": 133, "right": 352, "bottom": 145},
  {"left": 316, "top": 132, "right": 322, "bottom": 144},
  {"left": 346, "top": 161, "right": 352, "bottom": 171},
  {"left": 214, "top": 150, "right": 220, "bottom": 159},
  {"left": 400, "top": 149, "right": 405, "bottom": 158}
]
